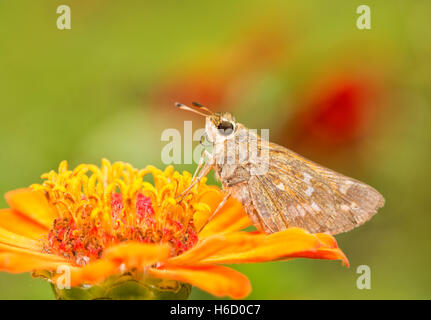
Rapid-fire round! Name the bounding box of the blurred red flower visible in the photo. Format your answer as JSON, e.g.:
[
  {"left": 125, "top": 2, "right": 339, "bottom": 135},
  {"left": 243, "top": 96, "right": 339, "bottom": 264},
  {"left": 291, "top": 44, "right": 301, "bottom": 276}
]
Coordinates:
[{"left": 283, "top": 73, "right": 383, "bottom": 155}]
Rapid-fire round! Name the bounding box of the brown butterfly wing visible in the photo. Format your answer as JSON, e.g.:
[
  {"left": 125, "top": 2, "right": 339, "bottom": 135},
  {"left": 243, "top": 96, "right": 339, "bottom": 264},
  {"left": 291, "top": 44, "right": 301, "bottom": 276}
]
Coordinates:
[{"left": 247, "top": 142, "right": 385, "bottom": 235}]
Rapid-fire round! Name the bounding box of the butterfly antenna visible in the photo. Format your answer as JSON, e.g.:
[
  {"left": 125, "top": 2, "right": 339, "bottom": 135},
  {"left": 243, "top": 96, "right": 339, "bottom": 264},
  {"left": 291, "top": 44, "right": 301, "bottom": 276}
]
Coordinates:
[
  {"left": 192, "top": 101, "right": 213, "bottom": 115},
  {"left": 175, "top": 102, "right": 208, "bottom": 117}
]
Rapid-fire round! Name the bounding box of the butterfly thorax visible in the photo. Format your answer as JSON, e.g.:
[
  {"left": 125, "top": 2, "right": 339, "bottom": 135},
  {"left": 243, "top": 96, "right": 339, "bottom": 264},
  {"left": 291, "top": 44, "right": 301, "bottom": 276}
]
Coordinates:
[{"left": 212, "top": 124, "right": 261, "bottom": 187}]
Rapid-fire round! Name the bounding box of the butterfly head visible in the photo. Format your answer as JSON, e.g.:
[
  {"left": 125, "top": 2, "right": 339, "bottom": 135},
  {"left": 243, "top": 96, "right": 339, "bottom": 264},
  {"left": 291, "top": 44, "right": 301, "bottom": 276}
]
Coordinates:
[
  {"left": 175, "top": 102, "right": 237, "bottom": 143},
  {"left": 205, "top": 112, "right": 236, "bottom": 143}
]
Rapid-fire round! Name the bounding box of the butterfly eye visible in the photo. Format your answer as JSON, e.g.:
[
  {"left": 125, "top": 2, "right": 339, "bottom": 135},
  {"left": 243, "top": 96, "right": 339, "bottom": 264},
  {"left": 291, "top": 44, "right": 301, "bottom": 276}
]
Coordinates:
[{"left": 217, "top": 121, "right": 234, "bottom": 136}]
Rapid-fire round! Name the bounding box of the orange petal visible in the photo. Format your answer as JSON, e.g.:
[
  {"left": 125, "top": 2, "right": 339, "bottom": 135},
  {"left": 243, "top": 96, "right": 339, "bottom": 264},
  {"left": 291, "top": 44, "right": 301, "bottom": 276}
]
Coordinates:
[
  {"left": 149, "top": 265, "right": 251, "bottom": 299},
  {"left": 289, "top": 248, "right": 350, "bottom": 267},
  {"left": 0, "top": 242, "right": 65, "bottom": 261},
  {"left": 0, "top": 226, "right": 42, "bottom": 251},
  {"left": 0, "top": 252, "right": 68, "bottom": 273},
  {"left": 103, "top": 241, "right": 171, "bottom": 270},
  {"left": 169, "top": 231, "right": 265, "bottom": 265},
  {"left": 5, "top": 188, "right": 57, "bottom": 229},
  {"left": 53, "top": 242, "right": 172, "bottom": 287},
  {"left": 193, "top": 187, "right": 223, "bottom": 231},
  {"left": 198, "top": 193, "right": 252, "bottom": 238},
  {"left": 53, "top": 259, "right": 119, "bottom": 287},
  {"left": 0, "top": 209, "right": 48, "bottom": 239},
  {"left": 196, "top": 227, "right": 349, "bottom": 266},
  {"left": 0, "top": 242, "right": 68, "bottom": 274}
]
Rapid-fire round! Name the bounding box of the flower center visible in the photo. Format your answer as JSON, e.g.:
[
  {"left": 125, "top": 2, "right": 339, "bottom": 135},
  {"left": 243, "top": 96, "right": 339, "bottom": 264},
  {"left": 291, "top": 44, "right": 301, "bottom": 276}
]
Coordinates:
[{"left": 32, "top": 160, "right": 212, "bottom": 265}]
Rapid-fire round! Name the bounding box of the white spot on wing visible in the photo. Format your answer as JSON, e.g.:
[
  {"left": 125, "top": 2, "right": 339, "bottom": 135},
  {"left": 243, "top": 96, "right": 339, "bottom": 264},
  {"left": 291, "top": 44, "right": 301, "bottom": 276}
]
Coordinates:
[
  {"left": 303, "top": 172, "right": 312, "bottom": 183},
  {"left": 276, "top": 183, "right": 285, "bottom": 191},
  {"left": 288, "top": 205, "right": 298, "bottom": 217},
  {"left": 302, "top": 172, "right": 314, "bottom": 196},
  {"left": 305, "top": 185, "right": 314, "bottom": 196},
  {"left": 341, "top": 204, "right": 350, "bottom": 211},
  {"left": 311, "top": 202, "right": 321, "bottom": 212},
  {"left": 296, "top": 204, "right": 306, "bottom": 217},
  {"left": 340, "top": 180, "right": 354, "bottom": 194}
]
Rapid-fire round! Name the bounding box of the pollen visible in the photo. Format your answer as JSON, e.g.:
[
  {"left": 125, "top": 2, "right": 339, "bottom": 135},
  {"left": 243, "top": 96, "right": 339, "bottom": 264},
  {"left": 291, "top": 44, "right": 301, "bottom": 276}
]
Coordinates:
[{"left": 32, "top": 159, "right": 214, "bottom": 265}]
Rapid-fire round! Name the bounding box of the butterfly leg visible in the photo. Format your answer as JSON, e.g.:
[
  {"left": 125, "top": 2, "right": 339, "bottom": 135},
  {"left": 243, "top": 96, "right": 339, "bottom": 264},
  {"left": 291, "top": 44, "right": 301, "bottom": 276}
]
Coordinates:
[
  {"left": 207, "top": 190, "right": 232, "bottom": 223},
  {"left": 177, "top": 150, "right": 213, "bottom": 201},
  {"left": 190, "top": 149, "right": 206, "bottom": 183}
]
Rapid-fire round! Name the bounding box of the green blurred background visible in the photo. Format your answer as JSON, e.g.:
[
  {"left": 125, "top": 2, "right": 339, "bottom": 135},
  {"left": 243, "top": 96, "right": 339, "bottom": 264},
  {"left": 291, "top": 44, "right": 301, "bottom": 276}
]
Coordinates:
[{"left": 0, "top": 0, "right": 430, "bottom": 299}]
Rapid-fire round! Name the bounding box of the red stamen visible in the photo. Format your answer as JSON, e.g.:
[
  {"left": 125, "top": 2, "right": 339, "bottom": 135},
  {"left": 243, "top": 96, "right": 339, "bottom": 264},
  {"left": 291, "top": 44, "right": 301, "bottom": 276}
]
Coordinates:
[{"left": 44, "top": 192, "right": 199, "bottom": 265}]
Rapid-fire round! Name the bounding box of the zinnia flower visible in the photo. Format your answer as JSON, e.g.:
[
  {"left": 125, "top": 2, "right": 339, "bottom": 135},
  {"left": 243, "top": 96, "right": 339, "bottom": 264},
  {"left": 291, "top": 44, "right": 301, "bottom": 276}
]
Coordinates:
[{"left": 0, "top": 159, "right": 348, "bottom": 299}]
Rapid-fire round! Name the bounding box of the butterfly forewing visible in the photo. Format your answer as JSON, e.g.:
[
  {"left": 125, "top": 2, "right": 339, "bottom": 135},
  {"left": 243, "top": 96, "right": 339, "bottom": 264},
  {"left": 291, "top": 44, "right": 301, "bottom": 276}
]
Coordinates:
[{"left": 246, "top": 140, "right": 385, "bottom": 235}]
